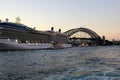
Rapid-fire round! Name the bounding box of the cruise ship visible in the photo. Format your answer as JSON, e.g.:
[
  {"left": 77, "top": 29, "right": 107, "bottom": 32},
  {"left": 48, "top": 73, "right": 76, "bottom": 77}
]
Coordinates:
[{"left": 0, "top": 18, "right": 71, "bottom": 50}]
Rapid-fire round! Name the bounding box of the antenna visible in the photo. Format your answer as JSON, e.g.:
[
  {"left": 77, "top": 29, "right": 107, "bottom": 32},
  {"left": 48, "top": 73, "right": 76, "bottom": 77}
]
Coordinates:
[{"left": 16, "top": 16, "right": 21, "bottom": 23}]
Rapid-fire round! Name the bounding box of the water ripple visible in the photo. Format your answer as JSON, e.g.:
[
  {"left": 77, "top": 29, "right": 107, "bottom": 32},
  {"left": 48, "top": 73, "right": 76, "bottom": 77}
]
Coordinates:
[{"left": 0, "top": 46, "right": 120, "bottom": 80}]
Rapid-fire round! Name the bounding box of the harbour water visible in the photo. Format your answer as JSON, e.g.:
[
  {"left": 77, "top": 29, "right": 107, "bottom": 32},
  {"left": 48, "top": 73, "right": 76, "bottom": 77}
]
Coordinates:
[{"left": 0, "top": 46, "right": 120, "bottom": 80}]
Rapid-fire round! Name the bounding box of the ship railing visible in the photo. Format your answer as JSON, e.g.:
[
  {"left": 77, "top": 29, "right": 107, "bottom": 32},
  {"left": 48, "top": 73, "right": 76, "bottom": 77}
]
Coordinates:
[
  {"left": 0, "top": 38, "right": 18, "bottom": 42},
  {"left": 0, "top": 38, "right": 52, "bottom": 45}
]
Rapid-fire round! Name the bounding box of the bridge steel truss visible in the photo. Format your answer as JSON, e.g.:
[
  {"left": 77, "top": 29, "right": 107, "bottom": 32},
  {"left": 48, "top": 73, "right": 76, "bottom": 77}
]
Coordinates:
[{"left": 64, "top": 27, "right": 102, "bottom": 45}]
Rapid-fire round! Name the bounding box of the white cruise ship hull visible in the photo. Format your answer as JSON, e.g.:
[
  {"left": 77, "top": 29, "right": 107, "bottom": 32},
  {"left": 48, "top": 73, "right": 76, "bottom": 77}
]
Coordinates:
[
  {"left": 0, "top": 39, "right": 72, "bottom": 50},
  {"left": 0, "top": 39, "right": 53, "bottom": 50}
]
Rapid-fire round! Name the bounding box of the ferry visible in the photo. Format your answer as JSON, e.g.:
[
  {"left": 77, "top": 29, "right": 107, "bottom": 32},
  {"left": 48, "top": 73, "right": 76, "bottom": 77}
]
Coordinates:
[{"left": 0, "top": 18, "right": 71, "bottom": 50}]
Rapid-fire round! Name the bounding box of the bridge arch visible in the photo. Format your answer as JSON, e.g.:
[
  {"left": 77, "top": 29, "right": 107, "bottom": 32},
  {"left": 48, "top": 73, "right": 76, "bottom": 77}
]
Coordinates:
[{"left": 64, "top": 27, "right": 101, "bottom": 39}]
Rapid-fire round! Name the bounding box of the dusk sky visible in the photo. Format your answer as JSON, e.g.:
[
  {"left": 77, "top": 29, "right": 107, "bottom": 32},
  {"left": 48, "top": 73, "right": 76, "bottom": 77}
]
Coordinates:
[{"left": 0, "top": 0, "right": 120, "bottom": 40}]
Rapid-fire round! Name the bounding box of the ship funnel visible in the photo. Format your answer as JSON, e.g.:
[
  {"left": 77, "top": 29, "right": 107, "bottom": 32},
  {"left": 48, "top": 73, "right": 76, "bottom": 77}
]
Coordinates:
[
  {"left": 59, "top": 29, "right": 61, "bottom": 33},
  {"left": 51, "top": 27, "right": 54, "bottom": 31},
  {"left": 6, "top": 18, "right": 9, "bottom": 22},
  {"left": 33, "top": 27, "right": 36, "bottom": 30}
]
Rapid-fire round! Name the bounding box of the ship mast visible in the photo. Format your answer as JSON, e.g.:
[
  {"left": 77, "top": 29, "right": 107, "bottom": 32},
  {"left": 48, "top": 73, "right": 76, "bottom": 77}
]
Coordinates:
[{"left": 16, "top": 16, "right": 21, "bottom": 23}]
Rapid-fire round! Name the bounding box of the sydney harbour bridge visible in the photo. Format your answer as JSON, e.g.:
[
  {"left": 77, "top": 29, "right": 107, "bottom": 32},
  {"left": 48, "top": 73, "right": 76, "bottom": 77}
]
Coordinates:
[{"left": 64, "top": 27, "right": 104, "bottom": 46}]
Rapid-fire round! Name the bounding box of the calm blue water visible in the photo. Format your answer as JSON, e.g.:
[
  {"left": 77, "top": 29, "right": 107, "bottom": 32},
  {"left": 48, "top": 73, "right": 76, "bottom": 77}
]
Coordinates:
[{"left": 0, "top": 46, "right": 120, "bottom": 80}]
